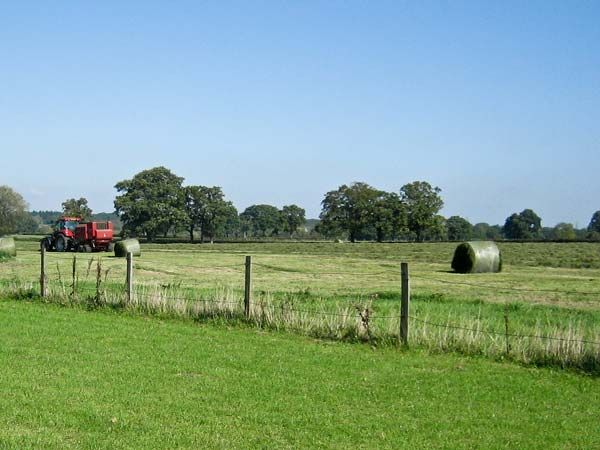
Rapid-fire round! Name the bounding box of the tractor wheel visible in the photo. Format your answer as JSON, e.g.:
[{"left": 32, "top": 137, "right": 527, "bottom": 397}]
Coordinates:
[{"left": 55, "top": 235, "right": 68, "bottom": 252}]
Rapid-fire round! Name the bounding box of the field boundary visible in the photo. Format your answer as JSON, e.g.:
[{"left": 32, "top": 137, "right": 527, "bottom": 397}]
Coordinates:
[{"left": 2, "top": 247, "right": 600, "bottom": 373}]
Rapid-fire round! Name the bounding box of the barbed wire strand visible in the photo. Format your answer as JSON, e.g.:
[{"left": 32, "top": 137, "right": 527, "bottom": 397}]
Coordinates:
[{"left": 409, "top": 316, "right": 600, "bottom": 346}]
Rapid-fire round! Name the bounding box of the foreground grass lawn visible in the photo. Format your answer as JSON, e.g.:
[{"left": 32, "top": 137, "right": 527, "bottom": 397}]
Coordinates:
[{"left": 0, "top": 299, "right": 599, "bottom": 449}]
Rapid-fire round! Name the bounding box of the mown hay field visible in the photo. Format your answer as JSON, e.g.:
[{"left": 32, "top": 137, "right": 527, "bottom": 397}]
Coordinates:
[{"left": 3, "top": 238, "right": 600, "bottom": 372}]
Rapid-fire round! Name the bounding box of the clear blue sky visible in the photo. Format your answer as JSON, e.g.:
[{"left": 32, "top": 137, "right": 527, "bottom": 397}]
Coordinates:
[{"left": 1, "top": 1, "right": 598, "bottom": 227}]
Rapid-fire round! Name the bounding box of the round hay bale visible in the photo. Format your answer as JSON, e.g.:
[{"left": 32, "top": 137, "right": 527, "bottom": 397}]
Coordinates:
[
  {"left": 114, "top": 239, "right": 141, "bottom": 257},
  {"left": 0, "top": 237, "right": 17, "bottom": 259},
  {"left": 451, "top": 241, "right": 501, "bottom": 274}
]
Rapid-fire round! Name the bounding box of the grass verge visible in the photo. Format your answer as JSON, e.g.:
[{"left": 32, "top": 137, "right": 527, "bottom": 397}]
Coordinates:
[{"left": 1, "top": 299, "right": 599, "bottom": 449}]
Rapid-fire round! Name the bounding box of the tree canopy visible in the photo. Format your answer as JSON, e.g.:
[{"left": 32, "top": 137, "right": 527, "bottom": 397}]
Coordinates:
[
  {"left": 552, "top": 222, "right": 576, "bottom": 240},
  {"left": 185, "top": 186, "right": 236, "bottom": 243},
  {"left": 280, "top": 205, "right": 306, "bottom": 237},
  {"left": 472, "top": 223, "right": 502, "bottom": 240},
  {"left": 588, "top": 211, "right": 600, "bottom": 233},
  {"left": 446, "top": 216, "right": 472, "bottom": 241},
  {"left": 0, "top": 186, "right": 28, "bottom": 236},
  {"left": 240, "top": 204, "right": 282, "bottom": 237},
  {"left": 503, "top": 209, "right": 542, "bottom": 239},
  {"left": 400, "top": 181, "right": 444, "bottom": 241},
  {"left": 319, "top": 183, "right": 383, "bottom": 242},
  {"left": 114, "top": 167, "right": 186, "bottom": 240},
  {"left": 62, "top": 197, "right": 93, "bottom": 220}
]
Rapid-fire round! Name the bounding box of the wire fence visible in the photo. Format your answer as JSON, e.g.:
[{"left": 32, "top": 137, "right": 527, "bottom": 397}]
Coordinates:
[{"left": 2, "top": 250, "right": 600, "bottom": 372}]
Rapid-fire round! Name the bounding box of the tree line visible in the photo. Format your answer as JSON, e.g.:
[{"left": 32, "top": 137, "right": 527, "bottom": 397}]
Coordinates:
[
  {"left": 1, "top": 168, "right": 600, "bottom": 242},
  {"left": 113, "top": 167, "right": 307, "bottom": 242}
]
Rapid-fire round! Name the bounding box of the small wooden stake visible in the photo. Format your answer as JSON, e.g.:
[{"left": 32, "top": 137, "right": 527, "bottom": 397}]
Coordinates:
[
  {"left": 244, "top": 256, "right": 252, "bottom": 318},
  {"left": 40, "top": 246, "right": 47, "bottom": 298},
  {"left": 400, "top": 262, "right": 410, "bottom": 345},
  {"left": 126, "top": 252, "right": 133, "bottom": 304}
]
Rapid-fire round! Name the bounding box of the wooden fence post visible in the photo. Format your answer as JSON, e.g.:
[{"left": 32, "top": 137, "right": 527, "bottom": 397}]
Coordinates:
[
  {"left": 400, "top": 262, "right": 410, "bottom": 345},
  {"left": 95, "top": 258, "right": 102, "bottom": 306},
  {"left": 126, "top": 252, "right": 133, "bottom": 304},
  {"left": 71, "top": 254, "right": 77, "bottom": 299},
  {"left": 40, "top": 246, "right": 47, "bottom": 298},
  {"left": 244, "top": 255, "right": 252, "bottom": 318}
]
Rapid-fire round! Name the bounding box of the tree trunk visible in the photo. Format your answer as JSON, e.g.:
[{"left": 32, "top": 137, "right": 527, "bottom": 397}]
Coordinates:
[{"left": 189, "top": 225, "right": 195, "bottom": 243}]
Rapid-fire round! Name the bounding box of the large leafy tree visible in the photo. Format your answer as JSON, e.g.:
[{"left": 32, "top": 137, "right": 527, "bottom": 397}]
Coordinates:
[
  {"left": 280, "top": 205, "right": 306, "bottom": 237},
  {"left": 240, "top": 204, "right": 282, "bottom": 237},
  {"left": 62, "top": 197, "right": 92, "bottom": 220},
  {"left": 16, "top": 214, "right": 41, "bottom": 234},
  {"left": 0, "top": 186, "right": 28, "bottom": 236},
  {"left": 552, "top": 223, "right": 576, "bottom": 240},
  {"left": 446, "top": 215, "right": 473, "bottom": 241},
  {"left": 220, "top": 203, "right": 241, "bottom": 238},
  {"left": 185, "top": 186, "right": 236, "bottom": 243},
  {"left": 399, "top": 181, "right": 444, "bottom": 241},
  {"left": 372, "top": 192, "right": 406, "bottom": 242},
  {"left": 114, "top": 167, "right": 186, "bottom": 241},
  {"left": 421, "top": 215, "right": 447, "bottom": 241},
  {"left": 588, "top": 211, "right": 600, "bottom": 233},
  {"left": 319, "top": 182, "right": 382, "bottom": 242},
  {"left": 503, "top": 209, "right": 542, "bottom": 239}
]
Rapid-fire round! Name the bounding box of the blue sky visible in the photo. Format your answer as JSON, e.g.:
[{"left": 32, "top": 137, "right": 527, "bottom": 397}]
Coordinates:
[{"left": 1, "top": 1, "right": 598, "bottom": 227}]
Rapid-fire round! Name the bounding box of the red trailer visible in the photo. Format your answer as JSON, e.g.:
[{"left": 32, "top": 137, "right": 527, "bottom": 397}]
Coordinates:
[
  {"left": 40, "top": 217, "right": 114, "bottom": 252},
  {"left": 74, "top": 221, "right": 114, "bottom": 252}
]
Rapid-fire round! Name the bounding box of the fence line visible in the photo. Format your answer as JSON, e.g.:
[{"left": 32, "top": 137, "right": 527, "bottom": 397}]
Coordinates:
[
  {"left": 2, "top": 251, "right": 599, "bottom": 372},
  {"left": 409, "top": 316, "right": 600, "bottom": 346}
]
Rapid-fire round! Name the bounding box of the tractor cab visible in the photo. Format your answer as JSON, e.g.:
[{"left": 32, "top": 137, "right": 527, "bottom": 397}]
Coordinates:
[{"left": 55, "top": 217, "right": 81, "bottom": 238}]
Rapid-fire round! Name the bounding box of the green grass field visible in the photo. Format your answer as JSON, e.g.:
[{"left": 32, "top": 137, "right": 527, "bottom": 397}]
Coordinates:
[
  {"left": 2, "top": 238, "right": 600, "bottom": 372},
  {"left": 0, "top": 299, "right": 599, "bottom": 449}
]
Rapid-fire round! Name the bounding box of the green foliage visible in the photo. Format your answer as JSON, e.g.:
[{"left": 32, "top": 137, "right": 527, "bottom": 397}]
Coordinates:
[
  {"left": 114, "top": 167, "right": 187, "bottom": 240},
  {"left": 61, "top": 197, "right": 93, "bottom": 220},
  {"left": 472, "top": 223, "right": 502, "bottom": 240},
  {"left": 16, "top": 213, "right": 41, "bottom": 234},
  {"left": 400, "top": 181, "right": 444, "bottom": 241},
  {"left": 372, "top": 192, "right": 407, "bottom": 242},
  {"left": 185, "top": 186, "right": 237, "bottom": 242},
  {"left": 588, "top": 210, "right": 600, "bottom": 233},
  {"left": 0, "top": 185, "right": 28, "bottom": 236},
  {"left": 280, "top": 204, "right": 306, "bottom": 237},
  {"left": 30, "top": 210, "right": 61, "bottom": 225},
  {"left": 552, "top": 223, "right": 576, "bottom": 240},
  {"left": 240, "top": 204, "right": 282, "bottom": 237},
  {"left": 446, "top": 215, "right": 473, "bottom": 241},
  {"left": 587, "top": 231, "right": 600, "bottom": 242},
  {"left": 503, "top": 209, "right": 542, "bottom": 239},
  {"left": 319, "top": 182, "right": 393, "bottom": 242},
  {"left": 421, "top": 214, "right": 447, "bottom": 241}
]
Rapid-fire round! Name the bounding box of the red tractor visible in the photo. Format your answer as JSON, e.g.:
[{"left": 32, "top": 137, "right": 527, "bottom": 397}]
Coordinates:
[{"left": 40, "top": 216, "right": 115, "bottom": 252}]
